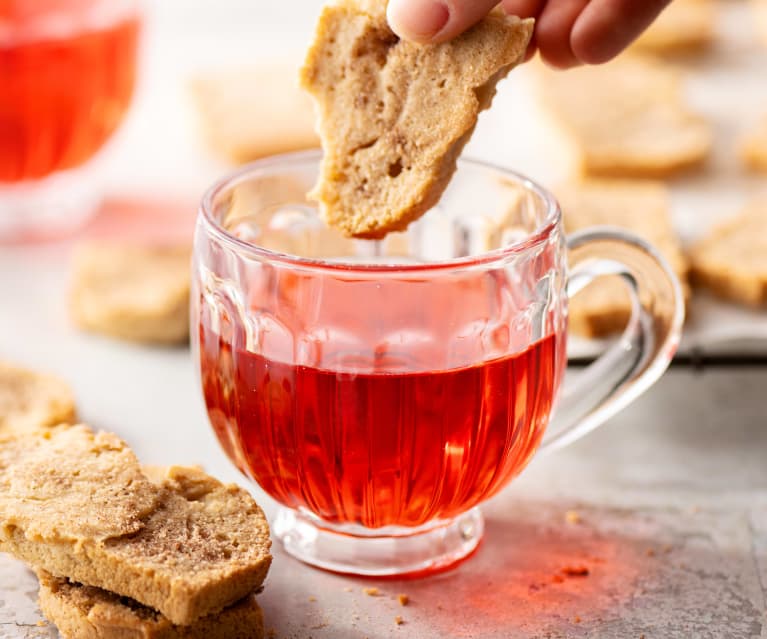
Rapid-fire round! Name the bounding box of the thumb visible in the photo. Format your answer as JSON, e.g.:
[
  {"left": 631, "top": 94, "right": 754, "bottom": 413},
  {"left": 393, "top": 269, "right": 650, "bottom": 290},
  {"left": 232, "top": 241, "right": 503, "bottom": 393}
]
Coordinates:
[{"left": 387, "top": 0, "right": 502, "bottom": 44}]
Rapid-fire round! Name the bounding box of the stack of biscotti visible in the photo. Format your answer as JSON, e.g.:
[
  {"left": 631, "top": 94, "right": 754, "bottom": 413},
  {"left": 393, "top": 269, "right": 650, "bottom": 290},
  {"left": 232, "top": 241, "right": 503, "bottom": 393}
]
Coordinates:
[{"left": 0, "top": 424, "right": 271, "bottom": 639}]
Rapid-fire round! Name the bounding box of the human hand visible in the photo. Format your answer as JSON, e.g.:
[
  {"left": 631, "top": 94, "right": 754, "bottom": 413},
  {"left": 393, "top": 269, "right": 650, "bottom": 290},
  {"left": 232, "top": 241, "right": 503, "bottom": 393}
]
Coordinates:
[{"left": 386, "top": 0, "right": 673, "bottom": 68}]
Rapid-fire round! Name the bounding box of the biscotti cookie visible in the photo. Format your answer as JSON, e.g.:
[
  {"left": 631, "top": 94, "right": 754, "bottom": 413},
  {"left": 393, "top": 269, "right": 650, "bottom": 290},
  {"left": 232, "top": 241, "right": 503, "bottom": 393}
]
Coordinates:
[
  {"left": 38, "top": 571, "right": 265, "bottom": 639},
  {"left": 558, "top": 180, "right": 689, "bottom": 337},
  {"left": 535, "top": 56, "right": 711, "bottom": 179},
  {"left": 301, "top": 1, "right": 533, "bottom": 238},
  {"left": 0, "top": 361, "right": 76, "bottom": 432},
  {"left": 70, "top": 243, "right": 191, "bottom": 345},
  {"left": 0, "top": 424, "right": 158, "bottom": 541},
  {"left": 0, "top": 426, "right": 272, "bottom": 625},
  {"left": 191, "top": 64, "right": 319, "bottom": 164},
  {"left": 689, "top": 201, "right": 767, "bottom": 307},
  {"left": 741, "top": 116, "right": 767, "bottom": 172},
  {"left": 631, "top": 0, "right": 716, "bottom": 54}
]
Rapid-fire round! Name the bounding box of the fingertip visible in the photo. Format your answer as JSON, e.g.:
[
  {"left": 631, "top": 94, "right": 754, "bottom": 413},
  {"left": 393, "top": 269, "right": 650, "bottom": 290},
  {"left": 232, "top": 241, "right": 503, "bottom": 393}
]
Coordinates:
[
  {"left": 570, "top": 0, "right": 673, "bottom": 65},
  {"left": 500, "top": 0, "right": 546, "bottom": 20},
  {"left": 523, "top": 40, "right": 538, "bottom": 63},
  {"left": 570, "top": 17, "right": 626, "bottom": 64},
  {"left": 533, "top": 0, "right": 588, "bottom": 70},
  {"left": 538, "top": 50, "right": 581, "bottom": 70},
  {"left": 535, "top": 27, "right": 580, "bottom": 69},
  {"left": 386, "top": 0, "right": 450, "bottom": 43}
]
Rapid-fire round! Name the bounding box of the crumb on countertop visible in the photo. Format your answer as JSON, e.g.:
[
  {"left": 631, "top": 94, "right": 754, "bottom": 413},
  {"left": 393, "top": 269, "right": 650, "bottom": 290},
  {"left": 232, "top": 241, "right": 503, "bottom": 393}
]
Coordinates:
[
  {"left": 397, "top": 593, "right": 410, "bottom": 606},
  {"left": 308, "top": 596, "right": 317, "bottom": 602},
  {"left": 565, "top": 510, "right": 581, "bottom": 524},
  {"left": 395, "top": 615, "right": 405, "bottom": 625},
  {"left": 561, "top": 565, "right": 590, "bottom": 577},
  {"left": 363, "top": 587, "right": 381, "bottom": 596}
]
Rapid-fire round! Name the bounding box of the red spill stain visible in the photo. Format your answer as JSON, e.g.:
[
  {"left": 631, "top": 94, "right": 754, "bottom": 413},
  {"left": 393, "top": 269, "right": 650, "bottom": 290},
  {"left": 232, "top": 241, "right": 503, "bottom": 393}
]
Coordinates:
[{"left": 82, "top": 196, "right": 197, "bottom": 245}]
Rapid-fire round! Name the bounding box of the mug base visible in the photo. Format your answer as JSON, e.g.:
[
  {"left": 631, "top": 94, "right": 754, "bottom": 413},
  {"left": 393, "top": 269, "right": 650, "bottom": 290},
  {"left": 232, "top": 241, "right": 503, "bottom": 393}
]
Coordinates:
[
  {"left": 0, "top": 166, "right": 102, "bottom": 243},
  {"left": 273, "top": 506, "right": 484, "bottom": 577}
]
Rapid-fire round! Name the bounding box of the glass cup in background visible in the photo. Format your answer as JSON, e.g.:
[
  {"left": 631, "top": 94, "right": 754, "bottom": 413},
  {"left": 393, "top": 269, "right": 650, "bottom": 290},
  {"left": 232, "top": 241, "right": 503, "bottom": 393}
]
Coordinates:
[
  {"left": 0, "top": 0, "right": 141, "bottom": 240},
  {"left": 193, "top": 152, "right": 684, "bottom": 577}
]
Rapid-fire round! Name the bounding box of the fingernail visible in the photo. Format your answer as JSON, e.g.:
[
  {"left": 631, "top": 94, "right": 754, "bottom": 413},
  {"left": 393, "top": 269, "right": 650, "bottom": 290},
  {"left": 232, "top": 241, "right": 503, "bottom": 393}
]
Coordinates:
[{"left": 387, "top": 0, "right": 450, "bottom": 42}]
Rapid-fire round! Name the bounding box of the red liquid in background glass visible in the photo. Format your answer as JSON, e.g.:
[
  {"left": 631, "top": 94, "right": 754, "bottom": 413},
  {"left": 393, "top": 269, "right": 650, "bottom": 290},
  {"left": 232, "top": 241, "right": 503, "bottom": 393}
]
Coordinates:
[
  {"left": 201, "top": 320, "right": 562, "bottom": 529},
  {"left": 0, "top": 13, "right": 139, "bottom": 182}
]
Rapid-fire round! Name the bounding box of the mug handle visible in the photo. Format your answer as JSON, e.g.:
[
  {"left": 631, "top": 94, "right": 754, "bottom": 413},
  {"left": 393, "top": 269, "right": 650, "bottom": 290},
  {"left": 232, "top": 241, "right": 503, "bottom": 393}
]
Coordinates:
[{"left": 540, "top": 227, "right": 686, "bottom": 453}]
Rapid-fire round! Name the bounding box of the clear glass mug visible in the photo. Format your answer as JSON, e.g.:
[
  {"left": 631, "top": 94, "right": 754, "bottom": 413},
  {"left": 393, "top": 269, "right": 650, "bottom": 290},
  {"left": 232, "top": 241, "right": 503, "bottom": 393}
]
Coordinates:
[
  {"left": 192, "top": 152, "right": 684, "bottom": 577},
  {"left": 0, "top": 0, "right": 141, "bottom": 240}
]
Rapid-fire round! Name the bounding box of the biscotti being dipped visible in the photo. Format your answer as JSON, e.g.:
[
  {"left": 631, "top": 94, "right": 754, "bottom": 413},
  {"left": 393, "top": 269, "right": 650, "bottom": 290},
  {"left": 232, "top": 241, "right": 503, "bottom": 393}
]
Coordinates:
[
  {"left": 0, "top": 424, "right": 271, "bottom": 627},
  {"left": 301, "top": 0, "right": 533, "bottom": 238}
]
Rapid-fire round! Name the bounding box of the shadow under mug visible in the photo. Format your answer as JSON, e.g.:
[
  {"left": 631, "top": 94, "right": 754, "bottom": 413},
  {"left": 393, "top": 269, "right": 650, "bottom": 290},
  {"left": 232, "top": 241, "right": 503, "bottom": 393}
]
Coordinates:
[{"left": 192, "top": 151, "right": 684, "bottom": 577}]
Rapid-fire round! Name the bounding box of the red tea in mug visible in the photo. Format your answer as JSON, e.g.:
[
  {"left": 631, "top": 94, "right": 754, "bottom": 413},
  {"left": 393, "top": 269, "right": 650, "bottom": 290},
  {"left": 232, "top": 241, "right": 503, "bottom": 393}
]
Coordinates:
[
  {"left": 201, "top": 329, "right": 561, "bottom": 529},
  {"left": 199, "top": 262, "right": 567, "bottom": 529},
  {"left": 0, "top": 3, "right": 139, "bottom": 182}
]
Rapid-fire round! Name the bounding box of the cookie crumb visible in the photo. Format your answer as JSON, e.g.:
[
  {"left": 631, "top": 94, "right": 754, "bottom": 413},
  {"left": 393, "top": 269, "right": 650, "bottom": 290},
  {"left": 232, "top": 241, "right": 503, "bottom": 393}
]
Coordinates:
[
  {"left": 646, "top": 548, "right": 656, "bottom": 557},
  {"left": 561, "top": 565, "right": 590, "bottom": 577},
  {"left": 574, "top": 616, "right": 582, "bottom": 623},
  {"left": 397, "top": 593, "right": 409, "bottom": 606},
  {"left": 565, "top": 510, "right": 581, "bottom": 524},
  {"left": 344, "top": 586, "right": 353, "bottom": 592},
  {"left": 363, "top": 587, "right": 381, "bottom": 597},
  {"left": 308, "top": 596, "right": 317, "bottom": 602},
  {"left": 36, "top": 621, "right": 47, "bottom": 627},
  {"left": 395, "top": 615, "right": 404, "bottom": 625}
]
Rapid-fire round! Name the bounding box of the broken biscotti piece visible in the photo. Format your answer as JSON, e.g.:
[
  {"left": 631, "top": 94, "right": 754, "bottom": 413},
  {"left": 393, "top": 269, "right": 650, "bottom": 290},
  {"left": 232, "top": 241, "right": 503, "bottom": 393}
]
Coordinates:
[
  {"left": 535, "top": 56, "right": 711, "bottom": 179},
  {"left": 689, "top": 201, "right": 767, "bottom": 307},
  {"left": 300, "top": 1, "right": 534, "bottom": 238},
  {"left": 70, "top": 243, "right": 191, "bottom": 345},
  {"left": 191, "top": 63, "right": 319, "bottom": 163},
  {"left": 38, "top": 571, "right": 265, "bottom": 639},
  {"left": 0, "top": 361, "right": 76, "bottom": 433},
  {"left": 0, "top": 425, "right": 272, "bottom": 626},
  {"left": 631, "top": 0, "right": 716, "bottom": 54},
  {"left": 741, "top": 115, "right": 767, "bottom": 173},
  {"left": 558, "top": 180, "right": 689, "bottom": 337}
]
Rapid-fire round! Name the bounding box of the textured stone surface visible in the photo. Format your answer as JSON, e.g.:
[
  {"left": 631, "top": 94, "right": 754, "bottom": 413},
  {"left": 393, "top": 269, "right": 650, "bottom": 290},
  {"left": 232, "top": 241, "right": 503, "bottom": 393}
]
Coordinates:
[{"left": 2, "top": 366, "right": 766, "bottom": 638}]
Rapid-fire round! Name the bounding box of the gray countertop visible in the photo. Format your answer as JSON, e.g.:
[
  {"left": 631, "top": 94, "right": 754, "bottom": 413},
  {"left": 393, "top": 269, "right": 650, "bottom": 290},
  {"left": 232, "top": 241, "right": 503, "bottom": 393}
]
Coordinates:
[{"left": 2, "top": 245, "right": 767, "bottom": 638}]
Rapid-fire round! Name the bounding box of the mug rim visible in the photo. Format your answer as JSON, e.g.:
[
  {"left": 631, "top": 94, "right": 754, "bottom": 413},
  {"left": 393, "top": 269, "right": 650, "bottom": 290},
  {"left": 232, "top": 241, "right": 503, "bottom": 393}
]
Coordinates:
[{"left": 198, "top": 150, "right": 562, "bottom": 274}]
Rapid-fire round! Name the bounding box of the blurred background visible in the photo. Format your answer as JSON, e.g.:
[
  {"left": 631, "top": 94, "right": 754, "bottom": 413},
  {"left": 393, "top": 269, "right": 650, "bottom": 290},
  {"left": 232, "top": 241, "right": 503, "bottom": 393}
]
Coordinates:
[
  {"left": 1, "top": 0, "right": 765, "bottom": 403},
  {"left": 2, "top": 3, "right": 767, "bottom": 635}
]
